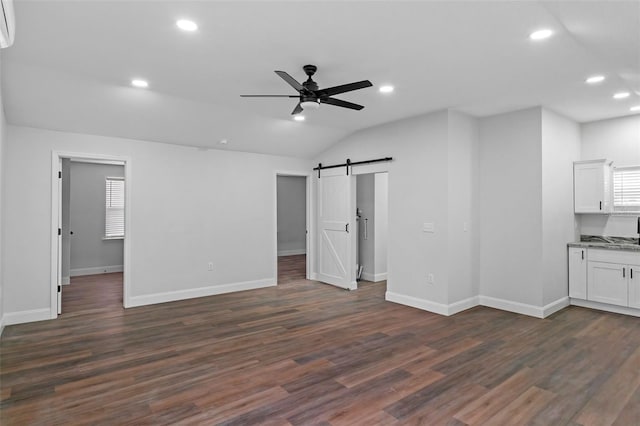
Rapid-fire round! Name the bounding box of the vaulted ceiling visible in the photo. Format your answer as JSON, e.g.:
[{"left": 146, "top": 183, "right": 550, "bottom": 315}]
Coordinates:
[{"left": 2, "top": 1, "right": 639, "bottom": 158}]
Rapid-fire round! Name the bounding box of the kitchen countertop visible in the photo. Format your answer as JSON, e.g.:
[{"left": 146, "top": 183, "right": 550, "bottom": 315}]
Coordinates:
[{"left": 568, "top": 241, "right": 640, "bottom": 252}]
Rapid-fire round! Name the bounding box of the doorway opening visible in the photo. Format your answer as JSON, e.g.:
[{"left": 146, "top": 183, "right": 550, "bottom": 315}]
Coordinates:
[
  {"left": 276, "top": 173, "right": 310, "bottom": 284},
  {"left": 51, "top": 152, "right": 131, "bottom": 318},
  {"left": 355, "top": 172, "right": 389, "bottom": 284}
]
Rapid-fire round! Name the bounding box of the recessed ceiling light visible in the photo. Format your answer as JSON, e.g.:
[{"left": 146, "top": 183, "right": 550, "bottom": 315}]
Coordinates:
[
  {"left": 630, "top": 105, "right": 640, "bottom": 112},
  {"left": 585, "top": 75, "right": 605, "bottom": 84},
  {"left": 176, "top": 19, "right": 198, "bottom": 32},
  {"left": 613, "top": 92, "right": 630, "bottom": 99},
  {"left": 131, "top": 79, "right": 148, "bottom": 88},
  {"left": 293, "top": 115, "right": 305, "bottom": 122},
  {"left": 529, "top": 29, "right": 553, "bottom": 40},
  {"left": 379, "top": 85, "right": 394, "bottom": 94},
  {"left": 219, "top": 139, "right": 228, "bottom": 145}
]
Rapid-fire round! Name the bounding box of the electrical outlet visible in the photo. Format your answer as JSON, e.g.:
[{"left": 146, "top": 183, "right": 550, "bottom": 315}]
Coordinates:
[
  {"left": 427, "top": 273, "right": 435, "bottom": 284},
  {"left": 208, "top": 262, "right": 214, "bottom": 271}
]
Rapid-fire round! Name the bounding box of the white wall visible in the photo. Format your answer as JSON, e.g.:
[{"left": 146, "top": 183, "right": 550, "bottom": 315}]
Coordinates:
[
  {"left": 3, "top": 125, "right": 311, "bottom": 321},
  {"left": 69, "top": 162, "right": 124, "bottom": 275},
  {"left": 448, "top": 111, "right": 479, "bottom": 304},
  {"left": 478, "top": 107, "right": 580, "bottom": 312},
  {"left": 479, "top": 107, "right": 544, "bottom": 307},
  {"left": 315, "top": 110, "right": 459, "bottom": 310},
  {"left": 581, "top": 115, "right": 640, "bottom": 166},
  {"left": 0, "top": 52, "right": 5, "bottom": 334},
  {"left": 580, "top": 115, "right": 640, "bottom": 238},
  {"left": 374, "top": 172, "right": 388, "bottom": 279},
  {"left": 541, "top": 109, "right": 581, "bottom": 305},
  {"left": 276, "top": 175, "right": 306, "bottom": 256}
]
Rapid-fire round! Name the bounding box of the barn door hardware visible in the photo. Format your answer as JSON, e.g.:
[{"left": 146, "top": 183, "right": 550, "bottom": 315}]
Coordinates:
[{"left": 314, "top": 157, "right": 393, "bottom": 178}]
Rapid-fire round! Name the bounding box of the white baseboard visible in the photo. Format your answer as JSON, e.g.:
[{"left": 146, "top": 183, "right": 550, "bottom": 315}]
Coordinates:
[
  {"left": 386, "top": 292, "right": 568, "bottom": 319},
  {"left": 70, "top": 265, "right": 123, "bottom": 277},
  {"left": 385, "top": 292, "right": 451, "bottom": 316},
  {"left": 62, "top": 276, "right": 70, "bottom": 285},
  {"left": 278, "top": 249, "right": 306, "bottom": 257},
  {"left": 0, "top": 315, "right": 4, "bottom": 337},
  {"left": 361, "top": 272, "right": 387, "bottom": 282},
  {"left": 479, "top": 295, "right": 545, "bottom": 318},
  {"left": 570, "top": 298, "right": 640, "bottom": 318},
  {"left": 3, "top": 308, "right": 52, "bottom": 326},
  {"left": 309, "top": 272, "right": 318, "bottom": 281},
  {"left": 127, "top": 278, "right": 276, "bottom": 308},
  {"left": 449, "top": 296, "right": 481, "bottom": 315},
  {"left": 478, "top": 295, "right": 570, "bottom": 319},
  {"left": 542, "top": 297, "right": 570, "bottom": 317}
]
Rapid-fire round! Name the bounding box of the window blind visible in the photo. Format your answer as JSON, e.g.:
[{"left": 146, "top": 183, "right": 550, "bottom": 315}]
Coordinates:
[
  {"left": 613, "top": 166, "right": 640, "bottom": 212},
  {"left": 105, "top": 177, "right": 125, "bottom": 237}
]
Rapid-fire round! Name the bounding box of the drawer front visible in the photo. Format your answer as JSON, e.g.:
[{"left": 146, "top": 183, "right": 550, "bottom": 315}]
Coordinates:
[{"left": 588, "top": 248, "right": 640, "bottom": 266}]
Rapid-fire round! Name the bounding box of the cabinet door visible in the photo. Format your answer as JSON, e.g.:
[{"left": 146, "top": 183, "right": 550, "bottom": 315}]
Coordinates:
[
  {"left": 574, "top": 162, "right": 609, "bottom": 213},
  {"left": 568, "top": 247, "right": 587, "bottom": 299},
  {"left": 629, "top": 266, "right": 640, "bottom": 309},
  {"left": 587, "top": 261, "right": 628, "bottom": 306}
]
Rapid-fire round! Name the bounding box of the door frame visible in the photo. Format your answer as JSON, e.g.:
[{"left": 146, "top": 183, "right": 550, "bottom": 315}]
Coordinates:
[
  {"left": 274, "top": 171, "right": 313, "bottom": 282},
  {"left": 350, "top": 162, "right": 390, "bottom": 288},
  {"left": 50, "top": 151, "right": 132, "bottom": 318}
]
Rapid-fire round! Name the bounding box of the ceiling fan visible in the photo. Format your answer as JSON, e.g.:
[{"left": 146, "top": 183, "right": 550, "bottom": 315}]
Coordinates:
[{"left": 241, "top": 65, "right": 373, "bottom": 115}]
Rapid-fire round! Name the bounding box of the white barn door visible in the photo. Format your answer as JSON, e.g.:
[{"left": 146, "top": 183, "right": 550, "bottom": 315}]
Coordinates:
[{"left": 317, "top": 168, "right": 356, "bottom": 290}]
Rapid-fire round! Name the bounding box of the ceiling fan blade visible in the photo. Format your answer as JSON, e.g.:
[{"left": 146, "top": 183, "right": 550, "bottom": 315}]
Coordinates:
[
  {"left": 317, "top": 80, "right": 373, "bottom": 97},
  {"left": 275, "top": 71, "right": 304, "bottom": 92},
  {"left": 320, "top": 97, "right": 364, "bottom": 110},
  {"left": 240, "top": 95, "right": 299, "bottom": 98},
  {"left": 291, "top": 103, "right": 303, "bottom": 115}
]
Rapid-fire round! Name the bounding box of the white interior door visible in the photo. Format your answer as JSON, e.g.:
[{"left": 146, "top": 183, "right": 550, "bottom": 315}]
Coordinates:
[{"left": 317, "top": 168, "right": 356, "bottom": 290}]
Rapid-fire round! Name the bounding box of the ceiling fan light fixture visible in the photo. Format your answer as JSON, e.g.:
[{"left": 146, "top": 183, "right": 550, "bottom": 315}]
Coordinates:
[
  {"left": 300, "top": 100, "right": 320, "bottom": 110},
  {"left": 293, "top": 115, "right": 305, "bottom": 122}
]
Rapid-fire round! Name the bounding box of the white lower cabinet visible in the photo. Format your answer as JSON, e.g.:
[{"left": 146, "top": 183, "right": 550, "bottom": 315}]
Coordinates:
[
  {"left": 568, "top": 247, "right": 587, "bottom": 299},
  {"left": 587, "top": 261, "right": 628, "bottom": 306},
  {"left": 571, "top": 248, "right": 640, "bottom": 310},
  {"left": 629, "top": 266, "right": 640, "bottom": 309}
]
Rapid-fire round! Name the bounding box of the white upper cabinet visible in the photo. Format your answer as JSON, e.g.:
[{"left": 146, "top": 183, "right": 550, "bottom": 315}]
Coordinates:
[{"left": 574, "top": 160, "right": 612, "bottom": 214}]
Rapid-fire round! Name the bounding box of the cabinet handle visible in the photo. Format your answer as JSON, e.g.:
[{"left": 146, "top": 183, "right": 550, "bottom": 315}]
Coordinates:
[
  {"left": 581, "top": 250, "right": 584, "bottom": 260},
  {"left": 632, "top": 269, "right": 634, "bottom": 279},
  {"left": 345, "top": 223, "right": 349, "bottom": 233},
  {"left": 623, "top": 267, "right": 626, "bottom": 278},
  {"left": 599, "top": 201, "right": 603, "bottom": 210}
]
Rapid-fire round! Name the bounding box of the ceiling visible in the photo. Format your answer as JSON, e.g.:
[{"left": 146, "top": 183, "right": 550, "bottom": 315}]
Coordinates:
[{"left": 2, "top": 1, "right": 639, "bottom": 159}]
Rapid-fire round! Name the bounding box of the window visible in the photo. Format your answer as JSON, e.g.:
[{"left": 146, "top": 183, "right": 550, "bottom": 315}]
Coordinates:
[
  {"left": 105, "top": 177, "right": 125, "bottom": 238},
  {"left": 613, "top": 166, "right": 640, "bottom": 213}
]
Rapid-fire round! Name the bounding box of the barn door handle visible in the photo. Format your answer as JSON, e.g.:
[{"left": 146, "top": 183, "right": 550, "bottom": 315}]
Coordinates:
[{"left": 345, "top": 223, "right": 349, "bottom": 233}]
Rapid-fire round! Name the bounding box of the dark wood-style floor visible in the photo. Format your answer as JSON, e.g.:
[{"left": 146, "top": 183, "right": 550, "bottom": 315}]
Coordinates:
[{"left": 1, "top": 256, "right": 640, "bottom": 425}]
